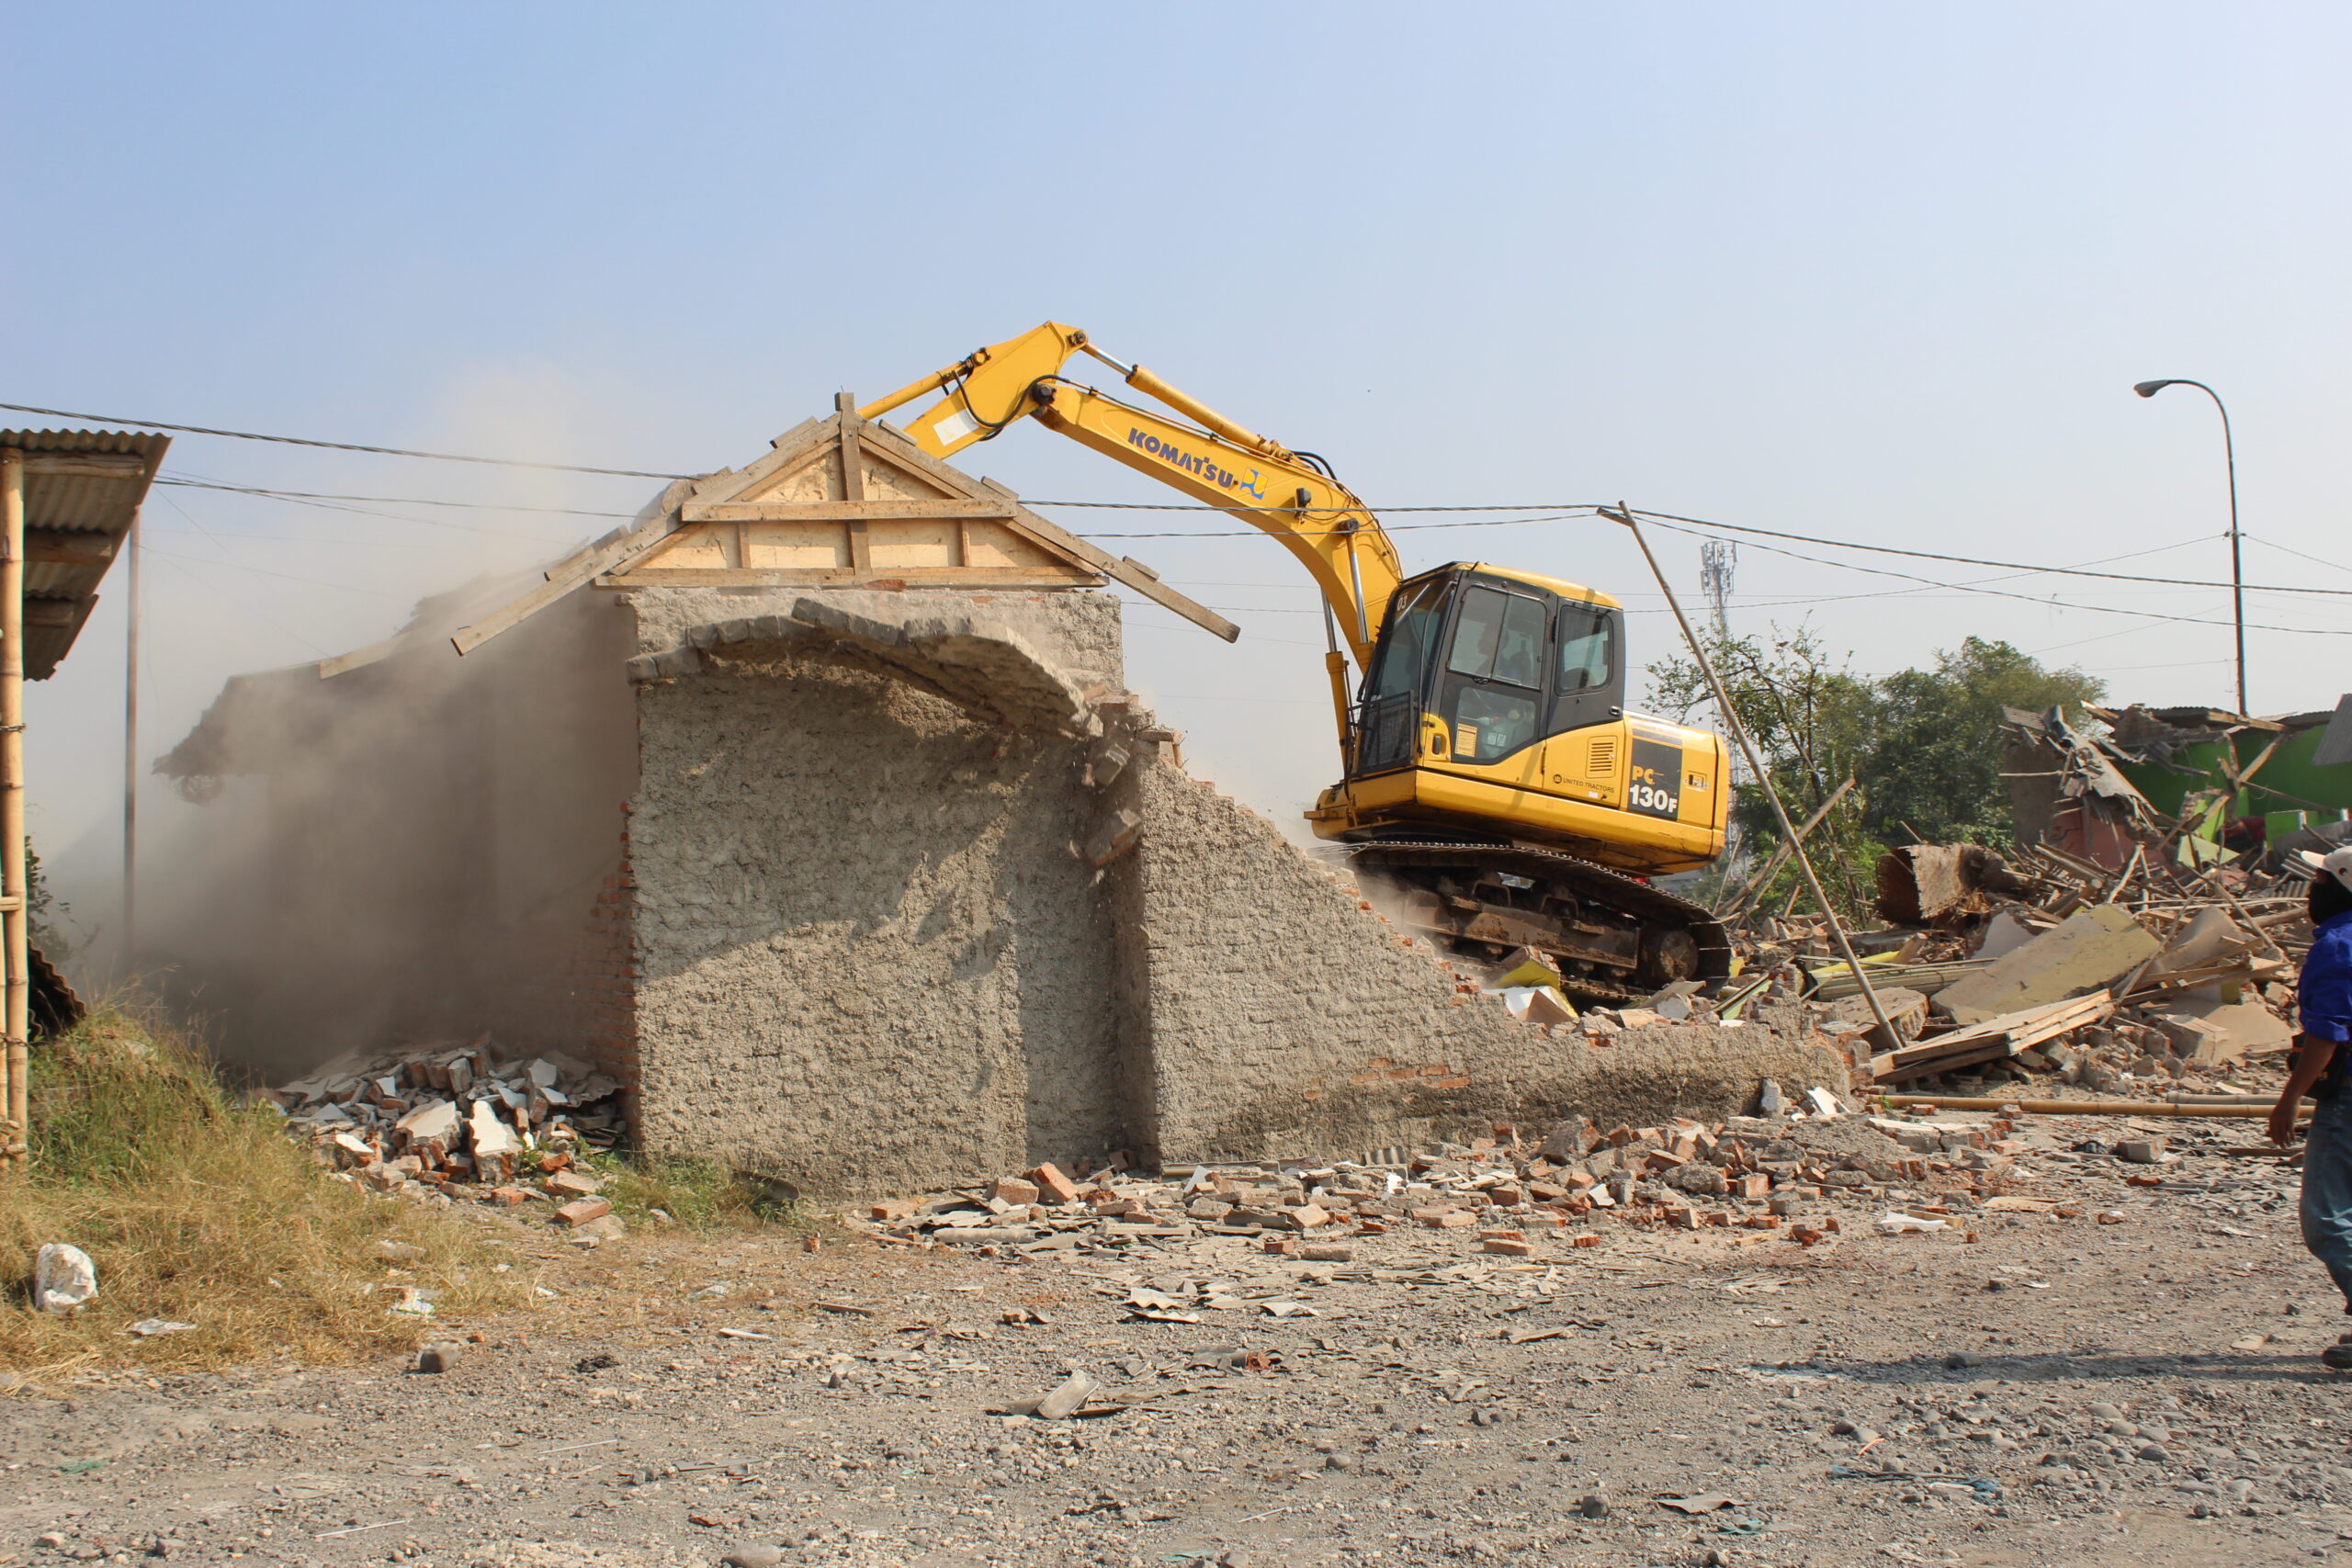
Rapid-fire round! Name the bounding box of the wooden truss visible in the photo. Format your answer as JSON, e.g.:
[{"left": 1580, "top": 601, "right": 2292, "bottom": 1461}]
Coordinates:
[{"left": 446, "top": 396, "right": 1235, "bottom": 660}]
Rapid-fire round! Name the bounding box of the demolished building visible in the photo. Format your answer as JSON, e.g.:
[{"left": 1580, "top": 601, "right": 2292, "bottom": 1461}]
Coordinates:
[
  {"left": 2004, "top": 701, "right": 2352, "bottom": 871},
  {"left": 156, "top": 405, "right": 1845, "bottom": 1196}
]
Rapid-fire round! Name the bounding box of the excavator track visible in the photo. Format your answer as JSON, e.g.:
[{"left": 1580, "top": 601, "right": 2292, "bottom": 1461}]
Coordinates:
[{"left": 1336, "top": 840, "right": 1734, "bottom": 1008}]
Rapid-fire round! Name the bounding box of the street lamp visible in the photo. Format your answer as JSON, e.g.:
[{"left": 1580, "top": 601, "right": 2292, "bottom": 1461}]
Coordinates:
[{"left": 2133, "top": 378, "right": 2245, "bottom": 716}]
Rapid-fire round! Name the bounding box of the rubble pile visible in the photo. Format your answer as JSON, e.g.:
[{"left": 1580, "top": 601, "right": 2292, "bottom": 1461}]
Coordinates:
[
  {"left": 841, "top": 1089, "right": 2075, "bottom": 1261},
  {"left": 1723, "top": 840, "right": 2314, "bottom": 1100},
  {"left": 264, "top": 1041, "right": 627, "bottom": 1216}
]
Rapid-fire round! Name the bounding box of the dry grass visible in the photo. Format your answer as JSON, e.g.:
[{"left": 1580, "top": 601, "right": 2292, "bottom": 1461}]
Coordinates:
[
  {"left": 573, "top": 1147, "right": 797, "bottom": 1233},
  {"left": 0, "top": 1007, "right": 530, "bottom": 1382}
]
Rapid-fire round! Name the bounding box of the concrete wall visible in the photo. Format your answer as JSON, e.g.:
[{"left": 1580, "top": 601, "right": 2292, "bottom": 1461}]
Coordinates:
[
  {"left": 167, "top": 570, "right": 1848, "bottom": 1194},
  {"left": 621, "top": 582, "right": 1849, "bottom": 1196},
  {"left": 1119, "top": 761, "right": 1849, "bottom": 1166},
  {"left": 625, "top": 586, "right": 1138, "bottom": 1197}
]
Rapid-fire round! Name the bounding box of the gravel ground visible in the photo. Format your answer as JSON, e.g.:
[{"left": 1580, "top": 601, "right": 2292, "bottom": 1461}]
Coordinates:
[{"left": 7, "top": 1109, "right": 2352, "bottom": 1568}]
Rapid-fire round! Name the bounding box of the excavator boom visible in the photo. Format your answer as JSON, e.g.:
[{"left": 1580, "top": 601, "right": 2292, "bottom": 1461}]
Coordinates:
[
  {"left": 861, "top": 322, "right": 1403, "bottom": 669},
  {"left": 862, "top": 323, "right": 1735, "bottom": 1002}
]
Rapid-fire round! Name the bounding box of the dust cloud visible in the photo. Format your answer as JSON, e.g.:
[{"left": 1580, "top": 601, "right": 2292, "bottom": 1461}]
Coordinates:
[{"left": 125, "top": 568, "right": 639, "bottom": 1083}]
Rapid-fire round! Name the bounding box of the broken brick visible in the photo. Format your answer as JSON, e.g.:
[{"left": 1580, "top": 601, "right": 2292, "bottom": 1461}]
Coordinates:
[
  {"left": 1030, "top": 1163, "right": 1081, "bottom": 1204},
  {"left": 553, "top": 1197, "right": 613, "bottom": 1226}
]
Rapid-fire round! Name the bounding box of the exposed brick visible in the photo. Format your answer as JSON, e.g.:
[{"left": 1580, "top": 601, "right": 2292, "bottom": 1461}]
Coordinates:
[{"left": 1030, "top": 1162, "right": 1081, "bottom": 1204}]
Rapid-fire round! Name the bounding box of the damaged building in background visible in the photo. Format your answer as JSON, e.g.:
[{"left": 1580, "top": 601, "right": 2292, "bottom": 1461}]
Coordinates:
[
  {"left": 153, "top": 404, "right": 1845, "bottom": 1197},
  {"left": 2004, "top": 700, "right": 2352, "bottom": 871}
]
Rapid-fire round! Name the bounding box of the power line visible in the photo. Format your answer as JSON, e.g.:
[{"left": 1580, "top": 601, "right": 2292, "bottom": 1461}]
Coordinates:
[
  {"left": 1049, "top": 498, "right": 2352, "bottom": 601},
  {"left": 0, "top": 400, "right": 694, "bottom": 479},
  {"left": 1625, "top": 506, "right": 2352, "bottom": 599},
  {"left": 2245, "top": 534, "right": 2352, "bottom": 577},
  {"left": 157, "top": 475, "right": 637, "bottom": 519},
  {"left": 27, "top": 397, "right": 2352, "bottom": 631},
  {"left": 1632, "top": 513, "right": 2352, "bottom": 637}
]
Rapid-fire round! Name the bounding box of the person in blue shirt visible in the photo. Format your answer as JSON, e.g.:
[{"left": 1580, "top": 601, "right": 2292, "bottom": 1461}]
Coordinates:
[{"left": 2269, "top": 844, "right": 2352, "bottom": 1370}]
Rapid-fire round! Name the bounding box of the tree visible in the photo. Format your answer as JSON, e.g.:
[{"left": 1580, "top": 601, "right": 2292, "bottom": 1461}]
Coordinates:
[
  {"left": 1645, "top": 626, "right": 2105, "bottom": 922},
  {"left": 1854, "top": 637, "right": 2104, "bottom": 847},
  {"left": 1647, "top": 624, "right": 1880, "bottom": 919}
]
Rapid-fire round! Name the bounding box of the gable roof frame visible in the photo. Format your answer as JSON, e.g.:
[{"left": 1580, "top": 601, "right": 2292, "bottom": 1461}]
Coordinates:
[{"left": 440, "top": 398, "right": 1232, "bottom": 663}]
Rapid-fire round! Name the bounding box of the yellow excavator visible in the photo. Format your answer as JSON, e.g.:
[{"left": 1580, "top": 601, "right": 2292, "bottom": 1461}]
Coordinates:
[{"left": 863, "top": 323, "right": 1734, "bottom": 999}]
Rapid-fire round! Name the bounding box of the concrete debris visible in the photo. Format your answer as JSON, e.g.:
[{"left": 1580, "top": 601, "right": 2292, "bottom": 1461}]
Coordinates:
[
  {"left": 413, "top": 1341, "right": 465, "bottom": 1374},
  {"left": 831, "top": 1100, "right": 2062, "bottom": 1266},
  {"left": 265, "top": 1040, "right": 626, "bottom": 1214},
  {"left": 1933, "top": 906, "right": 2160, "bottom": 1025},
  {"left": 1875, "top": 843, "right": 2041, "bottom": 926},
  {"left": 1733, "top": 829, "right": 2312, "bottom": 1114},
  {"left": 34, "top": 1242, "right": 97, "bottom": 1314}
]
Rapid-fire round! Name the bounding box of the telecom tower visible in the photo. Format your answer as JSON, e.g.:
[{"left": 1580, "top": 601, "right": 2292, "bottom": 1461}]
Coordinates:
[
  {"left": 1699, "top": 540, "right": 1745, "bottom": 794},
  {"left": 1700, "top": 539, "right": 1736, "bottom": 644}
]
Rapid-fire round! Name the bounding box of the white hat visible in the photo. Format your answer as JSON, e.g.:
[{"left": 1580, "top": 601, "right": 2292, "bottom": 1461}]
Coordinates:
[{"left": 2298, "top": 844, "right": 2352, "bottom": 894}]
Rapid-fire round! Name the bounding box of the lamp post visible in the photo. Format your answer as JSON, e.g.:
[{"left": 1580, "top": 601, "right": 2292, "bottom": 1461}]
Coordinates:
[{"left": 2133, "top": 378, "right": 2245, "bottom": 716}]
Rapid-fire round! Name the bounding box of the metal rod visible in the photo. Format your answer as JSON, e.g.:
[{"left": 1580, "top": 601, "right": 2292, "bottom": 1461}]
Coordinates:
[
  {"left": 123, "top": 508, "right": 140, "bottom": 967},
  {"left": 1343, "top": 527, "right": 1371, "bottom": 648},
  {"left": 1605, "top": 503, "right": 1901, "bottom": 1051},
  {"left": 1321, "top": 597, "right": 1352, "bottom": 772},
  {"left": 1, "top": 450, "right": 26, "bottom": 1166}
]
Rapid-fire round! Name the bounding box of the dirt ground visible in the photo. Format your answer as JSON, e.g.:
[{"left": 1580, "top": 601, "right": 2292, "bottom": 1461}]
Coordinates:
[{"left": 7, "top": 1110, "right": 2352, "bottom": 1568}]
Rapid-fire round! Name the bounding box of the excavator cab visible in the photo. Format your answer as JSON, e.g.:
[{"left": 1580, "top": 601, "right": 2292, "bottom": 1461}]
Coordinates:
[
  {"left": 1315, "top": 560, "right": 1724, "bottom": 886},
  {"left": 1349, "top": 565, "right": 1623, "bottom": 779}
]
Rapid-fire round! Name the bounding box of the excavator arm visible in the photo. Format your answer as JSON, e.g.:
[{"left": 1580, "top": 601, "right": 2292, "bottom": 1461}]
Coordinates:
[{"left": 860, "top": 323, "right": 1406, "bottom": 673}]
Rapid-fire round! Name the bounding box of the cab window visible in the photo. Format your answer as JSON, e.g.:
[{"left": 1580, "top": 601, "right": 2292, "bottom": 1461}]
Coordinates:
[
  {"left": 1556, "top": 603, "right": 1613, "bottom": 691},
  {"left": 1445, "top": 587, "right": 1547, "bottom": 687},
  {"left": 1366, "top": 577, "right": 1447, "bottom": 700},
  {"left": 1442, "top": 584, "right": 1548, "bottom": 763}
]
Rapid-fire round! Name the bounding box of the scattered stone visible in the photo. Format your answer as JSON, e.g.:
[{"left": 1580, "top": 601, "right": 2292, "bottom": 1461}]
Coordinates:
[
  {"left": 1034, "top": 1369, "right": 1100, "bottom": 1420},
  {"left": 33, "top": 1243, "right": 97, "bottom": 1313},
  {"left": 413, "top": 1341, "right": 465, "bottom": 1374},
  {"left": 1030, "top": 1163, "right": 1082, "bottom": 1204}
]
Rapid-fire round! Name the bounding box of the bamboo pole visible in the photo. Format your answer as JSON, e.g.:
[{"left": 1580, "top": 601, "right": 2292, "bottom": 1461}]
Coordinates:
[
  {"left": 123, "top": 508, "right": 140, "bottom": 965},
  {"left": 1605, "top": 505, "right": 1902, "bottom": 1053},
  {"left": 1, "top": 448, "right": 24, "bottom": 1167},
  {"left": 1879, "top": 1093, "right": 2288, "bottom": 1119}
]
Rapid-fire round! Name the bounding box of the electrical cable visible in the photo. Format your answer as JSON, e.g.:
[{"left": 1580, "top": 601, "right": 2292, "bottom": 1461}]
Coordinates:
[
  {"left": 26, "top": 396, "right": 2352, "bottom": 633},
  {"left": 0, "top": 400, "right": 695, "bottom": 479},
  {"left": 1629, "top": 513, "right": 2352, "bottom": 637},
  {"left": 157, "top": 475, "right": 637, "bottom": 519},
  {"left": 2245, "top": 535, "right": 2352, "bottom": 577}
]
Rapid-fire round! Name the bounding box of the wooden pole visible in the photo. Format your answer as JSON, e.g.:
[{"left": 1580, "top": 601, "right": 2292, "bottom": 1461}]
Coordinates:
[
  {"left": 123, "top": 509, "right": 140, "bottom": 966},
  {"left": 1606, "top": 504, "right": 1903, "bottom": 1053},
  {"left": 1879, "top": 1093, "right": 2287, "bottom": 1120},
  {"left": 1, "top": 449, "right": 26, "bottom": 1167}
]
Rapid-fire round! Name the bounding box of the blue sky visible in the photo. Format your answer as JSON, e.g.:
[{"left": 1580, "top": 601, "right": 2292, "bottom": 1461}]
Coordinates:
[{"left": 8, "top": 4, "right": 2350, "bottom": 945}]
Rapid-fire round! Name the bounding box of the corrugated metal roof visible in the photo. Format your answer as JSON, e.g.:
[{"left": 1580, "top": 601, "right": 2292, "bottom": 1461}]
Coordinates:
[{"left": 0, "top": 427, "right": 169, "bottom": 679}]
